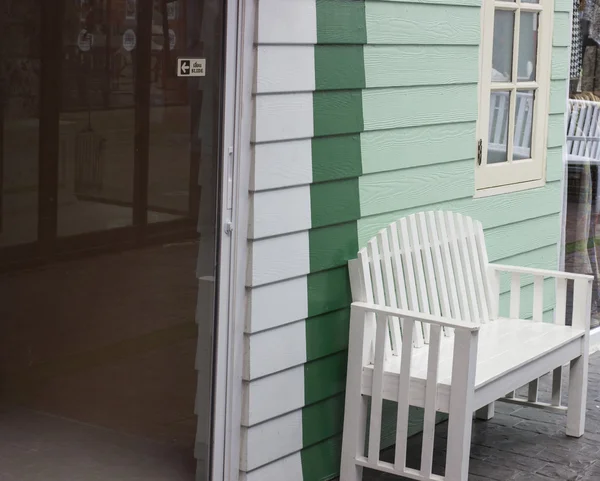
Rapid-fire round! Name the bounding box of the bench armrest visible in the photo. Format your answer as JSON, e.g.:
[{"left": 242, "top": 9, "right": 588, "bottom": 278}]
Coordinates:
[
  {"left": 352, "top": 302, "right": 479, "bottom": 332},
  {"left": 488, "top": 263, "right": 594, "bottom": 283}
]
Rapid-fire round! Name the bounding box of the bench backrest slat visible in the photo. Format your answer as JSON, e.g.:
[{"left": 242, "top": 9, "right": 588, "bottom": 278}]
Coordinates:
[
  {"left": 353, "top": 211, "right": 493, "bottom": 356},
  {"left": 378, "top": 229, "right": 403, "bottom": 356}
]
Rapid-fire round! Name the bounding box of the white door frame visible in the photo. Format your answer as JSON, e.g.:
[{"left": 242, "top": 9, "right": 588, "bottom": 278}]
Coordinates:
[{"left": 212, "top": 0, "right": 254, "bottom": 479}]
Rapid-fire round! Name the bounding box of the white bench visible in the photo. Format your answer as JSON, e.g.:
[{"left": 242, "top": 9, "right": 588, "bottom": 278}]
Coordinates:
[
  {"left": 339, "top": 211, "right": 592, "bottom": 481},
  {"left": 567, "top": 99, "right": 600, "bottom": 165}
]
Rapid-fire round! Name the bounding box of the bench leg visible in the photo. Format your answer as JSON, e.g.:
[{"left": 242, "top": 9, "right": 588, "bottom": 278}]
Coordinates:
[
  {"left": 475, "top": 402, "right": 495, "bottom": 421},
  {"left": 567, "top": 353, "right": 588, "bottom": 437},
  {"left": 446, "top": 404, "right": 474, "bottom": 481},
  {"left": 340, "top": 395, "right": 367, "bottom": 481},
  {"left": 340, "top": 306, "right": 369, "bottom": 481},
  {"left": 445, "top": 330, "right": 478, "bottom": 481}
]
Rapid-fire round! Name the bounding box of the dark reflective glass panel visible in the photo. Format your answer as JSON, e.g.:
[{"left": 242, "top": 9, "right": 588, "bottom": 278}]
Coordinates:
[{"left": 0, "top": 0, "right": 225, "bottom": 479}]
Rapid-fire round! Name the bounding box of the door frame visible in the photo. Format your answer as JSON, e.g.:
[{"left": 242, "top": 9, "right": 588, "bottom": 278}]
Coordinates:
[{"left": 211, "top": 0, "right": 253, "bottom": 479}]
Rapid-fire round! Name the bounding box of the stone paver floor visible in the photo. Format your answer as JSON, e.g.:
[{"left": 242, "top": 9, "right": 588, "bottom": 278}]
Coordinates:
[{"left": 363, "top": 352, "right": 600, "bottom": 481}]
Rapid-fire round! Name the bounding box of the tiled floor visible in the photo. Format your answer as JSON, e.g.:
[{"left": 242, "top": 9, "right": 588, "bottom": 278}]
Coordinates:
[{"left": 363, "top": 352, "right": 600, "bottom": 481}]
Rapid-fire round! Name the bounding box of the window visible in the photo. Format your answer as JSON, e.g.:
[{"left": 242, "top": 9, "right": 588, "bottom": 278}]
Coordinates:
[{"left": 476, "top": 0, "right": 554, "bottom": 193}]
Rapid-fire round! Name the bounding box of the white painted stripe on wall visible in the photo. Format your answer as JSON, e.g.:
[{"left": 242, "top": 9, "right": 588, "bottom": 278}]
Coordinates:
[
  {"left": 247, "top": 232, "right": 310, "bottom": 286},
  {"left": 257, "top": 0, "right": 317, "bottom": 45},
  {"left": 240, "top": 410, "right": 303, "bottom": 471},
  {"left": 251, "top": 140, "right": 313, "bottom": 191},
  {"left": 242, "top": 365, "right": 305, "bottom": 426},
  {"left": 240, "top": 452, "right": 303, "bottom": 481},
  {"left": 249, "top": 186, "right": 311, "bottom": 239},
  {"left": 254, "top": 93, "right": 314, "bottom": 143},
  {"left": 246, "top": 277, "right": 309, "bottom": 333},
  {"left": 256, "top": 46, "right": 315, "bottom": 94},
  {"left": 244, "top": 320, "right": 307, "bottom": 380}
]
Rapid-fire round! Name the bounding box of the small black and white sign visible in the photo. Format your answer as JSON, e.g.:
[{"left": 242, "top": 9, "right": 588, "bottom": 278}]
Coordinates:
[{"left": 177, "top": 58, "right": 206, "bottom": 77}]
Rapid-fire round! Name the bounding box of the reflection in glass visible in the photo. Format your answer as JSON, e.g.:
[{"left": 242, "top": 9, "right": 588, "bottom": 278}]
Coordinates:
[
  {"left": 492, "top": 10, "right": 514, "bottom": 82},
  {"left": 148, "top": 0, "right": 193, "bottom": 223},
  {"left": 488, "top": 91, "right": 511, "bottom": 164},
  {"left": 57, "top": 4, "right": 136, "bottom": 236},
  {"left": 0, "top": 0, "right": 224, "bottom": 479},
  {"left": 513, "top": 90, "right": 535, "bottom": 160},
  {"left": 0, "top": 3, "right": 41, "bottom": 247},
  {"left": 518, "top": 12, "right": 539, "bottom": 81}
]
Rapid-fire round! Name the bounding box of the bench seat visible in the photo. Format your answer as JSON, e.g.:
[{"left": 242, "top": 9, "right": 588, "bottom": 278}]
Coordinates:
[{"left": 361, "top": 318, "right": 585, "bottom": 414}]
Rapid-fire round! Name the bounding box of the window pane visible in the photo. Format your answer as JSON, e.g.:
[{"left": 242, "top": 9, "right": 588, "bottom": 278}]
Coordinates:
[
  {"left": 488, "top": 91, "right": 511, "bottom": 164},
  {"left": 518, "top": 12, "right": 539, "bottom": 81},
  {"left": 492, "top": 10, "right": 515, "bottom": 82},
  {"left": 513, "top": 90, "right": 535, "bottom": 160}
]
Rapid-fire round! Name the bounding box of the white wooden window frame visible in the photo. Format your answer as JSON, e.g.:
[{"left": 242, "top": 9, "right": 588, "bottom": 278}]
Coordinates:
[{"left": 475, "top": 0, "right": 554, "bottom": 195}]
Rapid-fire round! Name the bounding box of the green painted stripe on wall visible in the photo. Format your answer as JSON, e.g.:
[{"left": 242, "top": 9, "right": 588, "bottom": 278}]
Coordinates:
[
  {"left": 553, "top": 11, "right": 571, "bottom": 47},
  {"left": 306, "top": 308, "right": 351, "bottom": 361},
  {"left": 360, "top": 159, "right": 475, "bottom": 217},
  {"left": 365, "top": 2, "right": 481, "bottom": 45},
  {"left": 308, "top": 266, "right": 352, "bottom": 318},
  {"left": 362, "top": 84, "right": 478, "bottom": 131},
  {"left": 304, "top": 351, "right": 348, "bottom": 405},
  {"left": 361, "top": 122, "right": 477, "bottom": 174},
  {"left": 312, "top": 134, "right": 363, "bottom": 183},
  {"left": 550, "top": 80, "right": 568, "bottom": 114},
  {"left": 301, "top": 435, "right": 343, "bottom": 481},
  {"left": 303, "top": 3, "right": 365, "bottom": 477},
  {"left": 554, "top": 0, "right": 572, "bottom": 11},
  {"left": 547, "top": 147, "right": 564, "bottom": 182},
  {"left": 548, "top": 113, "right": 568, "bottom": 148},
  {"left": 315, "top": 46, "right": 366, "bottom": 91},
  {"left": 302, "top": 394, "right": 345, "bottom": 448},
  {"left": 364, "top": 44, "right": 479, "bottom": 88},
  {"left": 316, "top": 0, "right": 367, "bottom": 44},
  {"left": 314, "top": 91, "right": 364, "bottom": 137},
  {"left": 551, "top": 46, "right": 570, "bottom": 80},
  {"left": 309, "top": 222, "right": 359, "bottom": 272},
  {"left": 357, "top": 180, "right": 563, "bottom": 246},
  {"left": 486, "top": 214, "right": 561, "bottom": 261},
  {"left": 311, "top": 178, "right": 361, "bottom": 228}
]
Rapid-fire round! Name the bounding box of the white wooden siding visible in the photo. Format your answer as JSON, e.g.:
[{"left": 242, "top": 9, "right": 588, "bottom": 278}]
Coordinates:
[
  {"left": 252, "top": 140, "right": 313, "bottom": 191},
  {"left": 249, "top": 186, "right": 311, "bottom": 239},
  {"left": 244, "top": 320, "right": 307, "bottom": 380},
  {"left": 256, "top": 0, "right": 317, "bottom": 44},
  {"left": 246, "top": 276, "right": 309, "bottom": 333},
  {"left": 240, "top": 410, "right": 303, "bottom": 471},
  {"left": 244, "top": 4, "right": 316, "bottom": 469},
  {"left": 256, "top": 46, "right": 315, "bottom": 94},
  {"left": 254, "top": 93, "right": 314, "bottom": 143},
  {"left": 242, "top": 365, "right": 305, "bottom": 426},
  {"left": 240, "top": 452, "right": 303, "bottom": 481},
  {"left": 247, "top": 232, "right": 310, "bottom": 286}
]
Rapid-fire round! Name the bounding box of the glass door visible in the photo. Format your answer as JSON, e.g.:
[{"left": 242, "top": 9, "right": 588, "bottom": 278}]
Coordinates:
[{"left": 0, "top": 0, "right": 226, "bottom": 479}]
